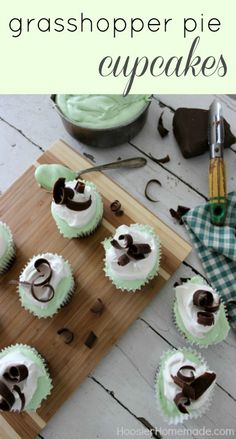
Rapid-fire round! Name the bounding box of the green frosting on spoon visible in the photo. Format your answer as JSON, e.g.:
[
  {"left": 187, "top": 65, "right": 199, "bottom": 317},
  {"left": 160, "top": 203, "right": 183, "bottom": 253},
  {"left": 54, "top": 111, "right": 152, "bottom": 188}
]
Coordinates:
[{"left": 34, "top": 164, "right": 76, "bottom": 190}]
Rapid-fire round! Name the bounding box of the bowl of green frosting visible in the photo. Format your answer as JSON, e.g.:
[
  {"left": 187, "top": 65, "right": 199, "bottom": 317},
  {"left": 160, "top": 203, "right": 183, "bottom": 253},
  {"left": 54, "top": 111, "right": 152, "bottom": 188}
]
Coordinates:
[{"left": 51, "top": 94, "right": 152, "bottom": 147}]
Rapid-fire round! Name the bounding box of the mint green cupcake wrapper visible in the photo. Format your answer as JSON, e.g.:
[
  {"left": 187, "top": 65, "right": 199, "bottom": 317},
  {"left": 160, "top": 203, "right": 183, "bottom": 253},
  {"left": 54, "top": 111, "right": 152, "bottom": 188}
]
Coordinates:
[
  {"left": 173, "top": 277, "right": 230, "bottom": 347},
  {"left": 155, "top": 347, "right": 215, "bottom": 425},
  {"left": 51, "top": 188, "right": 103, "bottom": 239},
  {"left": 102, "top": 224, "right": 161, "bottom": 292},
  {"left": 0, "top": 343, "right": 53, "bottom": 411},
  {"left": 0, "top": 222, "right": 16, "bottom": 274},
  {"left": 18, "top": 254, "right": 75, "bottom": 318}
]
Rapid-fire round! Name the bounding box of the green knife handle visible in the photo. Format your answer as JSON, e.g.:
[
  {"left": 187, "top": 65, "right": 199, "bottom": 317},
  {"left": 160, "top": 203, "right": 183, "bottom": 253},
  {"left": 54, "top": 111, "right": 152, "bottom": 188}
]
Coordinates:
[{"left": 209, "top": 158, "right": 227, "bottom": 226}]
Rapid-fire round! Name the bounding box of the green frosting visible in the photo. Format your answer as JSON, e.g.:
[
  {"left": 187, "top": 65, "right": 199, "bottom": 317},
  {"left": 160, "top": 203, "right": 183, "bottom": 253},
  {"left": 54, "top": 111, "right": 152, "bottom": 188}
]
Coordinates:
[
  {"left": 35, "top": 164, "right": 76, "bottom": 191},
  {"left": 174, "top": 276, "right": 230, "bottom": 346},
  {"left": 102, "top": 224, "right": 161, "bottom": 292},
  {"left": 0, "top": 222, "right": 15, "bottom": 273},
  {"left": 18, "top": 259, "right": 74, "bottom": 318},
  {"left": 56, "top": 94, "right": 151, "bottom": 129},
  {"left": 156, "top": 348, "right": 204, "bottom": 419},
  {"left": 51, "top": 189, "right": 103, "bottom": 239},
  {"left": 0, "top": 344, "right": 52, "bottom": 411}
]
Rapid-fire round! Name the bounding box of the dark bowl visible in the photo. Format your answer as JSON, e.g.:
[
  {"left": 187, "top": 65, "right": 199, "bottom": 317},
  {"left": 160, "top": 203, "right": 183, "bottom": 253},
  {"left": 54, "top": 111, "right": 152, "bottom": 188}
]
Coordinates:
[{"left": 51, "top": 95, "right": 151, "bottom": 148}]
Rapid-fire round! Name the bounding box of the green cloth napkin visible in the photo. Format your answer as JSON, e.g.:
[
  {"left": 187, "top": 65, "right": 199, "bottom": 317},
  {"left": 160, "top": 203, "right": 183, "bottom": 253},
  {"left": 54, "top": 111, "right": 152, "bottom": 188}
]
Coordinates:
[{"left": 183, "top": 192, "right": 236, "bottom": 328}]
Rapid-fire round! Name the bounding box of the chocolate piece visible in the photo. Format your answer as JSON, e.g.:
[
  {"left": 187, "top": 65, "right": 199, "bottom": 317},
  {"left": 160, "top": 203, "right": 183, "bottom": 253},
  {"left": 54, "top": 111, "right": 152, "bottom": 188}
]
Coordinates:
[
  {"left": 169, "top": 205, "right": 190, "bottom": 225},
  {"left": 173, "top": 108, "right": 236, "bottom": 158},
  {"left": 193, "top": 289, "right": 220, "bottom": 313},
  {"left": 157, "top": 111, "right": 169, "bottom": 138},
  {"left": 111, "top": 234, "right": 133, "bottom": 250},
  {"left": 174, "top": 392, "right": 190, "bottom": 414},
  {"left": 145, "top": 179, "right": 161, "bottom": 202},
  {"left": 75, "top": 181, "right": 85, "bottom": 193},
  {"left": 177, "top": 365, "right": 196, "bottom": 383},
  {"left": 197, "top": 311, "right": 215, "bottom": 326},
  {"left": 57, "top": 328, "right": 74, "bottom": 344},
  {"left": 4, "top": 365, "right": 28, "bottom": 383},
  {"left": 90, "top": 298, "right": 105, "bottom": 315},
  {"left": 13, "top": 385, "right": 25, "bottom": 411},
  {"left": 0, "top": 380, "right": 15, "bottom": 411},
  {"left": 118, "top": 254, "right": 130, "bottom": 266},
  {"left": 53, "top": 178, "right": 92, "bottom": 211},
  {"left": 128, "top": 243, "right": 151, "bottom": 255},
  {"left": 149, "top": 154, "right": 170, "bottom": 164},
  {"left": 110, "top": 200, "right": 121, "bottom": 212},
  {"left": 31, "top": 259, "right": 55, "bottom": 303},
  {"left": 183, "top": 372, "right": 216, "bottom": 401},
  {"left": 84, "top": 331, "right": 97, "bottom": 349},
  {"left": 115, "top": 209, "right": 124, "bottom": 216}
]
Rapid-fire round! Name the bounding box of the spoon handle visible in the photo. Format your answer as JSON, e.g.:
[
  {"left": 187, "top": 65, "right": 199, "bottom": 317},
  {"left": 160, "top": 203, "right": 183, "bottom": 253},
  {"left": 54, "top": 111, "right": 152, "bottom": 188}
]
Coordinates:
[{"left": 76, "top": 157, "right": 147, "bottom": 178}]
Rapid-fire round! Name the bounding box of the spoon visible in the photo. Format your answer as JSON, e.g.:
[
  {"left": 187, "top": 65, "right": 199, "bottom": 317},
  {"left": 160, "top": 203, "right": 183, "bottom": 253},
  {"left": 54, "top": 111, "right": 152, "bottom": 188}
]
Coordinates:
[{"left": 76, "top": 157, "right": 147, "bottom": 178}]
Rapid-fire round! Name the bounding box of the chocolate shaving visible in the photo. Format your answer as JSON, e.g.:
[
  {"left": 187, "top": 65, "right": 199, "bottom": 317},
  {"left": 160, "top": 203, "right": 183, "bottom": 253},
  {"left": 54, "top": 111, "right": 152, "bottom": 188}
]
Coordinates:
[
  {"left": 57, "top": 328, "right": 74, "bottom": 344},
  {"left": 157, "top": 112, "right": 169, "bottom": 138},
  {"left": 4, "top": 365, "right": 28, "bottom": 383},
  {"left": 74, "top": 181, "right": 85, "bottom": 193},
  {"left": 193, "top": 289, "right": 220, "bottom": 313},
  {"left": 84, "top": 331, "right": 97, "bottom": 349},
  {"left": 177, "top": 365, "right": 195, "bottom": 383},
  {"left": 174, "top": 392, "right": 190, "bottom": 414},
  {"left": 0, "top": 380, "right": 15, "bottom": 411},
  {"left": 13, "top": 385, "right": 25, "bottom": 411},
  {"left": 53, "top": 178, "right": 92, "bottom": 211},
  {"left": 149, "top": 153, "right": 170, "bottom": 164},
  {"left": 90, "top": 298, "right": 105, "bottom": 315},
  {"left": 128, "top": 243, "right": 151, "bottom": 255},
  {"left": 111, "top": 234, "right": 133, "bottom": 250},
  {"left": 110, "top": 200, "right": 124, "bottom": 216},
  {"left": 31, "top": 259, "right": 55, "bottom": 303},
  {"left": 145, "top": 179, "right": 161, "bottom": 202},
  {"left": 183, "top": 372, "right": 216, "bottom": 401},
  {"left": 169, "top": 205, "right": 190, "bottom": 225},
  {"left": 197, "top": 311, "right": 215, "bottom": 326},
  {"left": 118, "top": 254, "right": 130, "bottom": 266}
]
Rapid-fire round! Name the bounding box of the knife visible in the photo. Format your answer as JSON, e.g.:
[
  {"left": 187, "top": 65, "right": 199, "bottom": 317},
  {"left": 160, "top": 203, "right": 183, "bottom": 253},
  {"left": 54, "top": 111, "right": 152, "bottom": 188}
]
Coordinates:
[{"left": 208, "top": 100, "right": 227, "bottom": 226}]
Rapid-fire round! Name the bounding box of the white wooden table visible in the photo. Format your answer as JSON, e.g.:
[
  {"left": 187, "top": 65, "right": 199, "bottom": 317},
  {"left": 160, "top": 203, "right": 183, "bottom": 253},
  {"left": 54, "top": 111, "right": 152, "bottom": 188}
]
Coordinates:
[{"left": 0, "top": 95, "right": 236, "bottom": 439}]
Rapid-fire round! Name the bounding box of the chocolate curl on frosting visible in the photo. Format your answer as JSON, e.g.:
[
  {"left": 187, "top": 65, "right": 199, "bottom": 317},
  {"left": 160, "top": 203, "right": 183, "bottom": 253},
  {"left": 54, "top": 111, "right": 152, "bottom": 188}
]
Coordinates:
[
  {"left": 197, "top": 311, "right": 215, "bottom": 326},
  {"left": 0, "top": 380, "right": 15, "bottom": 411},
  {"left": 3, "top": 365, "right": 28, "bottom": 383},
  {"left": 13, "top": 385, "right": 26, "bottom": 411},
  {"left": 174, "top": 392, "right": 190, "bottom": 414},
  {"left": 53, "top": 178, "right": 92, "bottom": 211},
  {"left": 193, "top": 289, "right": 220, "bottom": 312},
  {"left": 182, "top": 372, "right": 216, "bottom": 401},
  {"left": 111, "top": 234, "right": 151, "bottom": 266},
  {"left": 74, "top": 181, "right": 85, "bottom": 193},
  {"left": 31, "top": 258, "right": 55, "bottom": 303}
]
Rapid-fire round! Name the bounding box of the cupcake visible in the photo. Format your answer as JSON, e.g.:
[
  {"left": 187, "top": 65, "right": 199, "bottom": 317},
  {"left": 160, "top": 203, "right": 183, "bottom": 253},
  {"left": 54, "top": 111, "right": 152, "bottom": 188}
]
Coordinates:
[
  {"left": 173, "top": 276, "right": 230, "bottom": 347},
  {"left": 17, "top": 253, "right": 75, "bottom": 318},
  {"left": 0, "top": 221, "right": 15, "bottom": 275},
  {"left": 155, "top": 347, "right": 216, "bottom": 424},
  {"left": 102, "top": 224, "right": 161, "bottom": 292},
  {"left": 51, "top": 178, "right": 103, "bottom": 238},
  {"left": 0, "top": 344, "right": 52, "bottom": 412}
]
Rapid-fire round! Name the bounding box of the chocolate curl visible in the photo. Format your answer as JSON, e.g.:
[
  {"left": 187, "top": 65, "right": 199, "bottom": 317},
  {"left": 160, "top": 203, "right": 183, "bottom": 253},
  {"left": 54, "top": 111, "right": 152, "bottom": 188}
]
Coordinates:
[
  {"left": 0, "top": 381, "right": 15, "bottom": 412},
  {"left": 57, "top": 328, "right": 74, "bottom": 344},
  {"left": 31, "top": 258, "right": 55, "bottom": 303},
  {"left": 74, "top": 181, "right": 85, "bottom": 193},
  {"left": 183, "top": 372, "right": 216, "bottom": 401},
  {"left": 84, "top": 331, "right": 97, "bottom": 349},
  {"left": 128, "top": 243, "right": 151, "bottom": 256},
  {"left": 111, "top": 234, "right": 133, "bottom": 250},
  {"left": 90, "top": 298, "right": 105, "bottom": 315},
  {"left": 193, "top": 289, "right": 220, "bottom": 312},
  {"left": 4, "top": 365, "right": 28, "bottom": 383},
  {"left": 118, "top": 254, "right": 130, "bottom": 266},
  {"left": 13, "top": 385, "right": 25, "bottom": 411},
  {"left": 177, "top": 365, "right": 196, "bottom": 384},
  {"left": 169, "top": 205, "right": 190, "bottom": 225},
  {"left": 197, "top": 311, "right": 215, "bottom": 326},
  {"left": 53, "top": 178, "right": 92, "bottom": 211},
  {"left": 174, "top": 392, "right": 190, "bottom": 414},
  {"left": 157, "top": 112, "right": 169, "bottom": 138},
  {"left": 110, "top": 200, "right": 121, "bottom": 212}
]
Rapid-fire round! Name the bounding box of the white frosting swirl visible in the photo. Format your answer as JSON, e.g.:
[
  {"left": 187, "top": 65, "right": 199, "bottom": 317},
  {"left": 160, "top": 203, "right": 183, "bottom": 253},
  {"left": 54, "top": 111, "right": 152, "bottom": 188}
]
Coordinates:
[
  {"left": 20, "top": 253, "right": 71, "bottom": 309},
  {"left": 0, "top": 351, "right": 43, "bottom": 411},
  {"left": 51, "top": 180, "right": 97, "bottom": 228},
  {"left": 105, "top": 225, "right": 158, "bottom": 280},
  {"left": 163, "top": 352, "right": 215, "bottom": 411},
  {"left": 175, "top": 283, "right": 220, "bottom": 338}
]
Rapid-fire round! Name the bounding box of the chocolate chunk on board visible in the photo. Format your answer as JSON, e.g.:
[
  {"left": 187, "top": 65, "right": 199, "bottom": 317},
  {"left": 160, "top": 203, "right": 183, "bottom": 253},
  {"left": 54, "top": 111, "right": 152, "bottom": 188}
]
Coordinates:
[{"left": 173, "top": 108, "right": 236, "bottom": 158}]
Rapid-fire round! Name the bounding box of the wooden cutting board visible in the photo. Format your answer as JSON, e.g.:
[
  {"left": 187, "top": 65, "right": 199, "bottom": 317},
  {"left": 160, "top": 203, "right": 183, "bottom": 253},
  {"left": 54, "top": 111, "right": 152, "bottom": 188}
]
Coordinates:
[{"left": 0, "top": 140, "right": 191, "bottom": 439}]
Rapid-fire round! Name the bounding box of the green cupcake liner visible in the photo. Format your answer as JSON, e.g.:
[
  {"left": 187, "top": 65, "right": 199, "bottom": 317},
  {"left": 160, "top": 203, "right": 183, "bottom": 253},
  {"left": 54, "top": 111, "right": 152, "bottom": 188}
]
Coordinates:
[
  {"left": 102, "top": 224, "right": 161, "bottom": 292},
  {"left": 18, "top": 253, "right": 75, "bottom": 318},
  {"left": 155, "top": 347, "right": 216, "bottom": 425},
  {"left": 0, "top": 343, "right": 53, "bottom": 411},
  {"left": 173, "top": 276, "right": 230, "bottom": 347},
  {"left": 0, "top": 221, "right": 16, "bottom": 274},
  {"left": 51, "top": 186, "right": 103, "bottom": 239}
]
